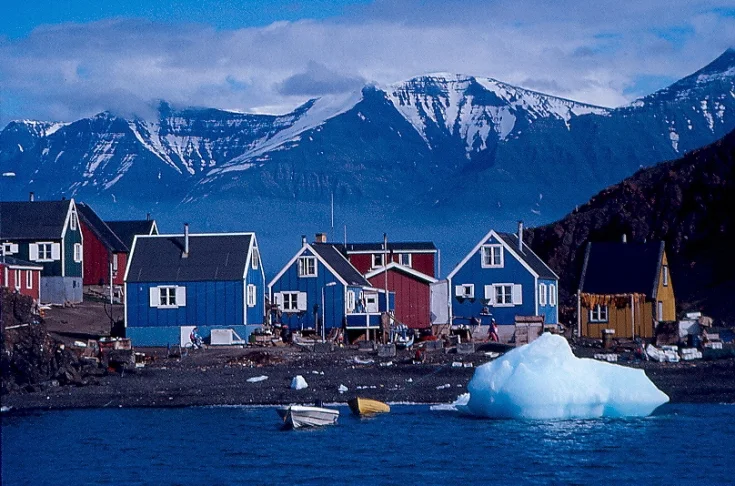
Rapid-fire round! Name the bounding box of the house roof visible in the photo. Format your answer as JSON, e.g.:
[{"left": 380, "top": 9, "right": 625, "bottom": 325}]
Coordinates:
[
  {"left": 126, "top": 233, "right": 253, "bottom": 283},
  {"left": 0, "top": 256, "right": 43, "bottom": 269},
  {"left": 578, "top": 241, "right": 664, "bottom": 297},
  {"left": 0, "top": 200, "right": 71, "bottom": 240},
  {"left": 496, "top": 232, "right": 559, "bottom": 280},
  {"left": 76, "top": 203, "right": 128, "bottom": 253},
  {"left": 340, "top": 242, "right": 437, "bottom": 253},
  {"left": 105, "top": 220, "right": 156, "bottom": 249},
  {"left": 364, "top": 262, "right": 437, "bottom": 283},
  {"left": 311, "top": 243, "right": 370, "bottom": 286}
]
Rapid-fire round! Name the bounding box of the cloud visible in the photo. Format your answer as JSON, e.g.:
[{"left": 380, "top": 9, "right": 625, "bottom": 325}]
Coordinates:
[
  {"left": 0, "top": 2, "right": 734, "bottom": 125},
  {"left": 277, "top": 61, "right": 365, "bottom": 96}
]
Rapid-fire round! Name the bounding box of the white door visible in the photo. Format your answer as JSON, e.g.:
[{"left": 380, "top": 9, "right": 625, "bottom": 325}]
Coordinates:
[{"left": 365, "top": 293, "right": 378, "bottom": 313}]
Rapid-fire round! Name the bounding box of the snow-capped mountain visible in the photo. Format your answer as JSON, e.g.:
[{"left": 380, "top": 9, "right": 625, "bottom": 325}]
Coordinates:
[{"left": 2, "top": 50, "right": 735, "bottom": 230}]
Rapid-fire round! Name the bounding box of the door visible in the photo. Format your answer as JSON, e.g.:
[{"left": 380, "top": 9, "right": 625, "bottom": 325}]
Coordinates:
[{"left": 365, "top": 292, "right": 378, "bottom": 313}]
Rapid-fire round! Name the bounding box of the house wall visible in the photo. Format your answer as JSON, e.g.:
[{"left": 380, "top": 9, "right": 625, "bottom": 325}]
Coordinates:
[
  {"left": 0, "top": 266, "right": 41, "bottom": 301},
  {"left": 581, "top": 300, "right": 654, "bottom": 339},
  {"left": 368, "top": 269, "right": 431, "bottom": 329},
  {"left": 81, "top": 222, "right": 112, "bottom": 286},
  {"left": 126, "top": 280, "right": 245, "bottom": 329},
  {"left": 655, "top": 252, "right": 676, "bottom": 322},
  {"left": 245, "top": 247, "right": 266, "bottom": 326},
  {"left": 41, "top": 276, "right": 82, "bottom": 304},
  {"left": 537, "top": 278, "right": 558, "bottom": 324},
  {"left": 348, "top": 252, "right": 435, "bottom": 277},
  {"left": 113, "top": 253, "right": 127, "bottom": 286},
  {"left": 63, "top": 221, "right": 83, "bottom": 278},
  {"left": 9, "top": 239, "right": 63, "bottom": 276},
  {"left": 450, "top": 234, "right": 542, "bottom": 326},
  {"left": 270, "top": 248, "right": 345, "bottom": 331}
]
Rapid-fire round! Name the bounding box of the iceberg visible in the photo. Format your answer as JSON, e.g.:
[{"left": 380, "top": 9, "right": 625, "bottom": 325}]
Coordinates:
[{"left": 463, "top": 333, "right": 668, "bottom": 420}]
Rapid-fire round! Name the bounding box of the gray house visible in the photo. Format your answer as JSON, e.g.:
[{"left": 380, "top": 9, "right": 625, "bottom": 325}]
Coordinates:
[{"left": 0, "top": 198, "right": 83, "bottom": 304}]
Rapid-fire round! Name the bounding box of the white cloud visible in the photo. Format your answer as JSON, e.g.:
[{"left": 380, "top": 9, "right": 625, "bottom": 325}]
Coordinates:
[{"left": 0, "top": 1, "right": 733, "bottom": 124}]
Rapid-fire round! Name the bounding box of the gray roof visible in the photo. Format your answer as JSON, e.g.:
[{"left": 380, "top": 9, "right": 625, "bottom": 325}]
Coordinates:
[
  {"left": 496, "top": 232, "right": 558, "bottom": 280},
  {"left": 0, "top": 256, "right": 43, "bottom": 268},
  {"left": 0, "top": 200, "right": 71, "bottom": 240},
  {"left": 579, "top": 242, "right": 664, "bottom": 297},
  {"left": 311, "top": 243, "right": 370, "bottom": 286},
  {"left": 77, "top": 203, "right": 128, "bottom": 253},
  {"left": 126, "top": 234, "right": 253, "bottom": 283},
  {"left": 341, "top": 242, "right": 437, "bottom": 252},
  {"left": 106, "top": 220, "right": 156, "bottom": 250}
]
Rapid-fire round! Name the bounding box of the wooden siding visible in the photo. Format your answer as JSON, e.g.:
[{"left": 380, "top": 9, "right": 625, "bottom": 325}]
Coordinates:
[
  {"left": 348, "top": 252, "right": 435, "bottom": 277},
  {"left": 1, "top": 265, "right": 41, "bottom": 301},
  {"left": 245, "top": 249, "right": 266, "bottom": 326},
  {"left": 368, "top": 269, "right": 431, "bottom": 329},
  {"left": 81, "top": 221, "right": 113, "bottom": 286},
  {"left": 581, "top": 300, "right": 654, "bottom": 339},
  {"left": 655, "top": 252, "right": 676, "bottom": 321}
]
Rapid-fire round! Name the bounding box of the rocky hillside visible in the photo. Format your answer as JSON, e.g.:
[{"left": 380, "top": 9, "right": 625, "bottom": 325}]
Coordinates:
[{"left": 526, "top": 129, "right": 735, "bottom": 325}]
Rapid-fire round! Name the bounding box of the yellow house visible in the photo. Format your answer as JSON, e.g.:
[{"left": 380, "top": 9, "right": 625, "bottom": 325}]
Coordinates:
[{"left": 577, "top": 241, "right": 675, "bottom": 339}]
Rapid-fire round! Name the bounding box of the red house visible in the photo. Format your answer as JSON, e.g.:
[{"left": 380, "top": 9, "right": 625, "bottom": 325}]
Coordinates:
[
  {"left": 338, "top": 240, "right": 438, "bottom": 277},
  {"left": 77, "top": 203, "right": 130, "bottom": 287},
  {"left": 365, "top": 262, "right": 436, "bottom": 329},
  {"left": 0, "top": 256, "right": 43, "bottom": 302}
]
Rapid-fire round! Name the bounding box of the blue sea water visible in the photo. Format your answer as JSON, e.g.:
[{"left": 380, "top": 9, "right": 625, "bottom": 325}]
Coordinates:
[{"left": 2, "top": 403, "right": 735, "bottom": 486}]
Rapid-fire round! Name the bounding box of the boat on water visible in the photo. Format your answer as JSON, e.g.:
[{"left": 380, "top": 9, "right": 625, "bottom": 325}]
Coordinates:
[
  {"left": 348, "top": 397, "right": 391, "bottom": 416},
  {"left": 277, "top": 405, "right": 339, "bottom": 429}
]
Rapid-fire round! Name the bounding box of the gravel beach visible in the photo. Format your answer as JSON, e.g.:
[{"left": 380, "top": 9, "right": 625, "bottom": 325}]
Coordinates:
[{"left": 3, "top": 344, "right": 734, "bottom": 411}]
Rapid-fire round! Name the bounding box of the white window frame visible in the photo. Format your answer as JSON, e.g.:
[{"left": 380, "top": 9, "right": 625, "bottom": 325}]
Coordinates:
[
  {"left": 663, "top": 265, "right": 669, "bottom": 287},
  {"left": 73, "top": 243, "right": 83, "bottom": 263},
  {"left": 589, "top": 304, "right": 609, "bottom": 323},
  {"left": 26, "top": 270, "right": 33, "bottom": 290},
  {"left": 372, "top": 253, "right": 385, "bottom": 268},
  {"left": 247, "top": 284, "right": 257, "bottom": 307},
  {"left": 2, "top": 243, "right": 18, "bottom": 255},
  {"left": 159, "top": 286, "right": 178, "bottom": 308},
  {"left": 481, "top": 244, "right": 504, "bottom": 268},
  {"left": 14, "top": 269, "right": 21, "bottom": 290},
  {"left": 398, "top": 253, "right": 412, "bottom": 267},
  {"left": 252, "top": 247, "right": 260, "bottom": 270},
  {"left": 539, "top": 283, "right": 547, "bottom": 306},
  {"left": 494, "top": 284, "right": 513, "bottom": 306},
  {"left": 36, "top": 242, "right": 54, "bottom": 262},
  {"left": 298, "top": 256, "right": 317, "bottom": 277},
  {"left": 455, "top": 284, "right": 475, "bottom": 299},
  {"left": 657, "top": 301, "right": 664, "bottom": 321},
  {"left": 112, "top": 254, "right": 119, "bottom": 272},
  {"left": 347, "top": 291, "right": 356, "bottom": 312},
  {"left": 281, "top": 291, "right": 307, "bottom": 312},
  {"left": 549, "top": 284, "right": 556, "bottom": 306},
  {"left": 70, "top": 211, "right": 78, "bottom": 231}
]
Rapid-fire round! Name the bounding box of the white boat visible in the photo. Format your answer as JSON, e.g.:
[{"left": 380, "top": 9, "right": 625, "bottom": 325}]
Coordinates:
[{"left": 277, "top": 405, "right": 339, "bottom": 429}]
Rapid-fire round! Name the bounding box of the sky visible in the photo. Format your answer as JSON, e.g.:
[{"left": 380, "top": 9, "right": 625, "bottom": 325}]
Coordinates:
[{"left": 1, "top": 0, "right": 734, "bottom": 125}]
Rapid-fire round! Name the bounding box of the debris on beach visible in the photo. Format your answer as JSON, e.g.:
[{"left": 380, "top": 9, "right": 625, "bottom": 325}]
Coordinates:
[
  {"left": 246, "top": 375, "right": 268, "bottom": 383},
  {"left": 436, "top": 384, "right": 451, "bottom": 390},
  {"left": 338, "top": 384, "right": 348, "bottom": 394},
  {"left": 353, "top": 357, "right": 374, "bottom": 365},
  {"left": 291, "top": 375, "right": 308, "bottom": 390}
]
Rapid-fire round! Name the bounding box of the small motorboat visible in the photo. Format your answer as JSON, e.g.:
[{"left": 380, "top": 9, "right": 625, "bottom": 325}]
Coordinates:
[
  {"left": 277, "top": 405, "right": 339, "bottom": 429},
  {"left": 348, "top": 397, "right": 391, "bottom": 416}
]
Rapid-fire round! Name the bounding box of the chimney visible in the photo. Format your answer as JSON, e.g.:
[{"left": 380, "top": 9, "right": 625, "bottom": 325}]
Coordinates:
[
  {"left": 183, "top": 223, "right": 190, "bottom": 258},
  {"left": 517, "top": 221, "right": 524, "bottom": 252},
  {"left": 29, "top": 192, "right": 34, "bottom": 202},
  {"left": 146, "top": 212, "right": 151, "bottom": 221},
  {"left": 622, "top": 234, "right": 627, "bottom": 243},
  {"left": 315, "top": 233, "right": 327, "bottom": 243}
]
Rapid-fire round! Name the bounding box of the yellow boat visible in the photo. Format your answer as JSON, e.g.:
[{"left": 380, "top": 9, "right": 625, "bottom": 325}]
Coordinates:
[{"left": 348, "top": 397, "right": 391, "bottom": 416}]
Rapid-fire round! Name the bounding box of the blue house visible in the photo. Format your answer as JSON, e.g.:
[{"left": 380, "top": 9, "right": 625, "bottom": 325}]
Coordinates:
[
  {"left": 124, "top": 229, "right": 266, "bottom": 346},
  {"left": 445, "top": 223, "right": 559, "bottom": 330},
  {"left": 269, "top": 236, "right": 394, "bottom": 341}
]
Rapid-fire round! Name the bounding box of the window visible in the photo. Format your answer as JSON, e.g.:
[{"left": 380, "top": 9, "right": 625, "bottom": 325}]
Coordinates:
[
  {"left": 549, "top": 284, "right": 556, "bottom": 306},
  {"left": 590, "top": 305, "right": 608, "bottom": 322},
  {"left": 347, "top": 291, "right": 356, "bottom": 312},
  {"left": 495, "top": 285, "right": 513, "bottom": 305},
  {"left": 298, "top": 256, "right": 317, "bottom": 277},
  {"left": 73, "top": 243, "right": 83, "bottom": 263},
  {"left": 481, "top": 244, "right": 503, "bottom": 268},
  {"left": 247, "top": 284, "right": 257, "bottom": 307},
  {"left": 2, "top": 243, "right": 18, "bottom": 255},
  {"left": 159, "top": 287, "right": 177, "bottom": 307},
  {"left": 112, "top": 254, "right": 119, "bottom": 272},
  {"left": 70, "top": 211, "right": 78, "bottom": 231},
  {"left": 372, "top": 253, "right": 385, "bottom": 268},
  {"left": 14, "top": 269, "right": 21, "bottom": 290},
  {"left": 281, "top": 292, "right": 306, "bottom": 312},
  {"left": 657, "top": 301, "right": 664, "bottom": 321},
  {"left": 539, "top": 283, "right": 547, "bottom": 306},
  {"left": 398, "top": 253, "right": 412, "bottom": 267},
  {"left": 455, "top": 284, "right": 475, "bottom": 299},
  {"left": 37, "top": 242, "right": 53, "bottom": 261},
  {"left": 252, "top": 248, "right": 260, "bottom": 270},
  {"left": 26, "top": 271, "right": 33, "bottom": 289},
  {"left": 663, "top": 265, "right": 669, "bottom": 287}
]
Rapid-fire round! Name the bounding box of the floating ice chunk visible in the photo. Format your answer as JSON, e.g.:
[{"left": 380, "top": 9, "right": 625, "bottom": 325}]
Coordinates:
[
  {"left": 290, "top": 375, "right": 308, "bottom": 390},
  {"left": 247, "top": 375, "right": 268, "bottom": 383},
  {"left": 465, "top": 333, "right": 668, "bottom": 420},
  {"left": 430, "top": 393, "right": 470, "bottom": 412}
]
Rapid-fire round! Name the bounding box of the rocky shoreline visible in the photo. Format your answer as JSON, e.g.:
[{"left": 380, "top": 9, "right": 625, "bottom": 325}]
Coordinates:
[{"left": 3, "top": 345, "right": 735, "bottom": 412}]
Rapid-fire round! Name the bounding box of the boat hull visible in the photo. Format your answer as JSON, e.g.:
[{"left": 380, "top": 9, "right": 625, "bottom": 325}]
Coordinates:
[
  {"left": 348, "top": 397, "right": 391, "bottom": 416},
  {"left": 277, "top": 405, "right": 339, "bottom": 429}
]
